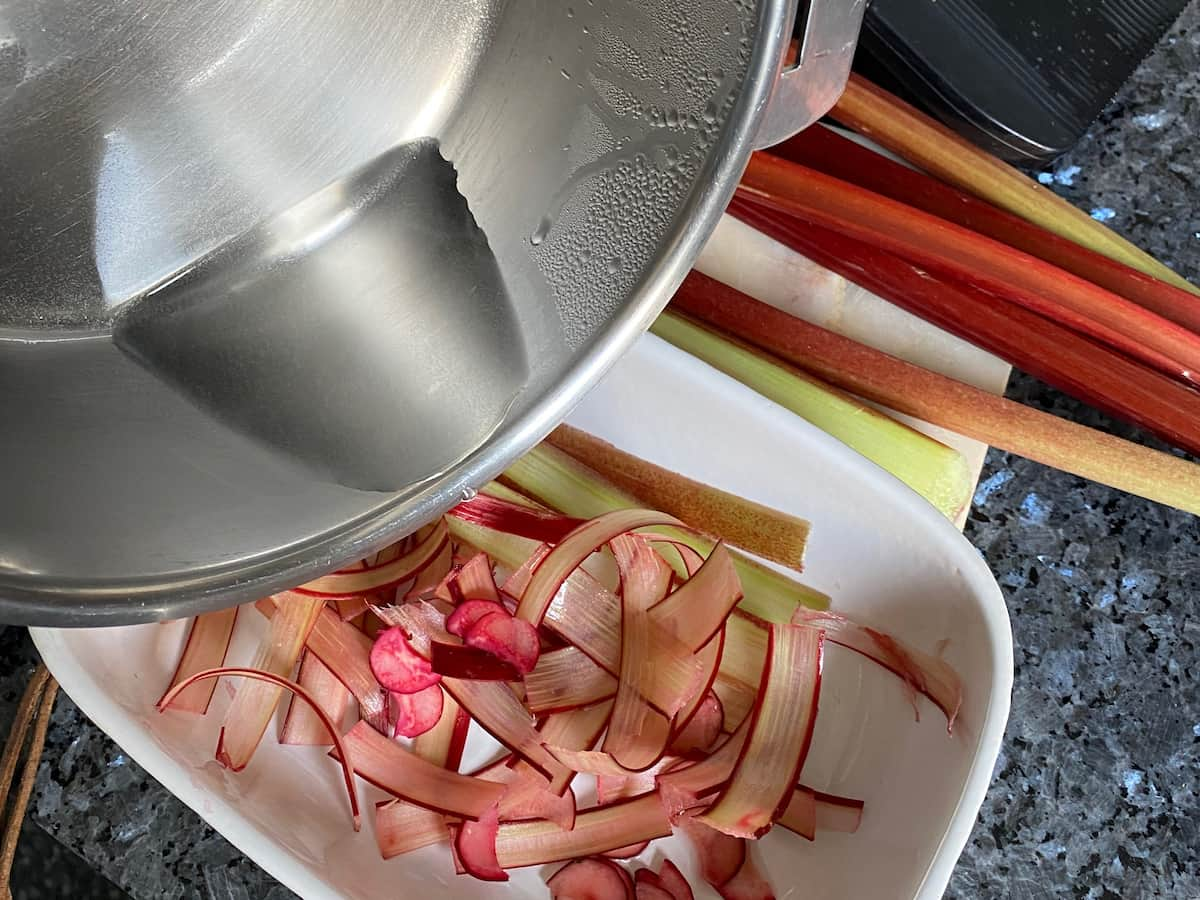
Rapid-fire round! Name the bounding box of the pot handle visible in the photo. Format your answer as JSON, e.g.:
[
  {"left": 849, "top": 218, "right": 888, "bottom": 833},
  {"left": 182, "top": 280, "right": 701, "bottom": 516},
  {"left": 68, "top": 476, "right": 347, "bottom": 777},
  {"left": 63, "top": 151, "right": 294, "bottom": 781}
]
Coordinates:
[{"left": 752, "top": 0, "right": 867, "bottom": 149}]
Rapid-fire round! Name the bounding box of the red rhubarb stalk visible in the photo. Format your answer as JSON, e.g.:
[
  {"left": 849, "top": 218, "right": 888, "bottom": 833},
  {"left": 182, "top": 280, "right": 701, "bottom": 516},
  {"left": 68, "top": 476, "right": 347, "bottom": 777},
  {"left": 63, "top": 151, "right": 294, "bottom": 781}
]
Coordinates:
[
  {"left": 725, "top": 200, "right": 1200, "bottom": 455},
  {"left": 771, "top": 124, "right": 1200, "bottom": 334},
  {"left": 736, "top": 154, "right": 1200, "bottom": 387}
]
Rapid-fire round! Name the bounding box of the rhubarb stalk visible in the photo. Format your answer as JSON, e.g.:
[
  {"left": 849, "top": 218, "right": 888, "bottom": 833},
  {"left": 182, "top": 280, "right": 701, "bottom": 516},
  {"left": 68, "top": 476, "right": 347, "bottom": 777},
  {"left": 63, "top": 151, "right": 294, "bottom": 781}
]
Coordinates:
[
  {"left": 831, "top": 74, "right": 1200, "bottom": 296},
  {"left": 737, "top": 154, "right": 1200, "bottom": 387},
  {"left": 727, "top": 199, "right": 1200, "bottom": 457},
  {"left": 546, "top": 424, "right": 811, "bottom": 571},
  {"left": 772, "top": 124, "right": 1200, "bottom": 334},
  {"left": 503, "top": 446, "right": 831, "bottom": 616},
  {"left": 670, "top": 272, "right": 1200, "bottom": 516},
  {"left": 649, "top": 312, "right": 974, "bottom": 520}
]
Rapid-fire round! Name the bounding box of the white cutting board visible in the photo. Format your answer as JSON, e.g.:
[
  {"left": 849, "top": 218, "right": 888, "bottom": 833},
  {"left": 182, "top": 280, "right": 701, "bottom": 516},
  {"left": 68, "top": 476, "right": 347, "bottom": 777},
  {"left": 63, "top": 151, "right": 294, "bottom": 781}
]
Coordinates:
[{"left": 695, "top": 213, "right": 1012, "bottom": 528}]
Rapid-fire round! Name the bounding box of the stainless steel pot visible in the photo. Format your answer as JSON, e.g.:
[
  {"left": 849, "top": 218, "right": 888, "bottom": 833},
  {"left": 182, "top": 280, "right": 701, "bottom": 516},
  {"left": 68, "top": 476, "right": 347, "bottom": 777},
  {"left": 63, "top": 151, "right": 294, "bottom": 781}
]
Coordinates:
[{"left": 0, "top": 0, "right": 864, "bottom": 625}]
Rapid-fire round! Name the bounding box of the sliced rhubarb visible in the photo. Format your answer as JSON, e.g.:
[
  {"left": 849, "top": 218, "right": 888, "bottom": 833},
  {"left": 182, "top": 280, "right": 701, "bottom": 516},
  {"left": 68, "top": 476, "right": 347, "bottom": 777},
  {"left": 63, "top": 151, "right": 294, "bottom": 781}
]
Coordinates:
[
  {"left": 649, "top": 542, "right": 742, "bottom": 652},
  {"left": 496, "top": 795, "right": 671, "bottom": 868},
  {"left": 671, "top": 633, "right": 726, "bottom": 744},
  {"left": 793, "top": 607, "right": 962, "bottom": 730},
  {"left": 159, "top": 607, "right": 238, "bottom": 714},
  {"left": 412, "top": 690, "right": 470, "bottom": 769},
  {"left": 504, "top": 444, "right": 830, "bottom": 618},
  {"left": 668, "top": 692, "right": 723, "bottom": 756},
  {"left": 160, "top": 667, "right": 359, "bottom": 829},
  {"left": 772, "top": 123, "right": 1200, "bottom": 334},
  {"left": 217, "top": 592, "right": 322, "bottom": 771},
  {"left": 675, "top": 263, "right": 1200, "bottom": 509},
  {"left": 547, "top": 424, "right": 810, "bottom": 571},
  {"left": 333, "top": 596, "right": 369, "bottom": 621},
  {"left": 538, "top": 700, "right": 615, "bottom": 794},
  {"left": 526, "top": 647, "right": 618, "bottom": 714},
  {"left": 737, "top": 154, "right": 1200, "bottom": 387},
  {"left": 378, "top": 602, "right": 567, "bottom": 780},
  {"left": 370, "top": 625, "right": 441, "bottom": 694},
  {"left": 446, "top": 599, "right": 510, "bottom": 638},
  {"left": 451, "top": 552, "right": 502, "bottom": 603},
  {"left": 831, "top": 74, "right": 1200, "bottom": 296},
  {"left": 455, "top": 804, "right": 507, "bottom": 882},
  {"left": 299, "top": 606, "right": 389, "bottom": 731},
  {"left": 716, "top": 850, "right": 775, "bottom": 900},
  {"left": 431, "top": 641, "right": 522, "bottom": 682},
  {"left": 464, "top": 611, "right": 541, "bottom": 675},
  {"left": 391, "top": 684, "right": 445, "bottom": 738},
  {"left": 294, "top": 522, "right": 449, "bottom": 598},
  {"left": 603, "top": 535, "right": 674, "bottom": 771},
  {"left": 375, "top": 800, "right": 449, "bottom": 859},
  {"left": 776, "top": 785, "right": 815, "bottom": 840},
  {"left": 331, "top": 720, "right": 504, "bottom": 819},
  {"left": 813, "top": 789, "right": 864, "bottom": 834},
  {"left": 280, "top": 651, "right": 351, "bottom": 745},
  {"left": 674, "top": 817, "right": 746, "bottom": 887},
  {"left": 515, "top": 508, "right": 683, "bottom": 625},
  {"left": 658, "top": 859, "right": 695, "bottom": 900},
  {"left": 448, "top": 493, "right": 584, "bottom": 545},
  {"left": 607, "top": 840, "right": 651, "bottom": 861},
  {"left": 403, "top": 537, "right": 454, "bottom": 602},
  {"left": 548, "top": 858, "right": 635, "bottom": 900},
  {"left": 696, "top": 625, "right": 824, "bottom": 839}
]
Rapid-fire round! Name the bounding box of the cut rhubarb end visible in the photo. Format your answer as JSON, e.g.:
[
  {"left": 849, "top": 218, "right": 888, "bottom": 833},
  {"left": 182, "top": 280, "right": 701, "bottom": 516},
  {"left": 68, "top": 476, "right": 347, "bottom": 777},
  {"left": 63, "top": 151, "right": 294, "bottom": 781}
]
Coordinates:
[
  {"left": 455, "top": 805, "right": 508, "bottom": 882},
  {"left": 391, "top": 684, "right": 445, "bottom": 739},
  {"left": 370, "top": 626, "right": 441, "bottom": 694},
  {"left": 813, "top": 790, "right": 865, "bottom": 834},
  {"left": 446, "top": 599, "right": 510, "bottom": 638},
  {"left": 548, "top": 858, "right": 635, "bottom": 900}
]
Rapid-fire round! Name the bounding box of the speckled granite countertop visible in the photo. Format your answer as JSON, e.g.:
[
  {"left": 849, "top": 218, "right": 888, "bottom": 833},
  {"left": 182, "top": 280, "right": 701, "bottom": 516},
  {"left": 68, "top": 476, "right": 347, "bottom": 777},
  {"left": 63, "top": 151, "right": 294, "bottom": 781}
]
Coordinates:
[{"left": 5, "top": 5, "right": 1200, "bottom": 899}]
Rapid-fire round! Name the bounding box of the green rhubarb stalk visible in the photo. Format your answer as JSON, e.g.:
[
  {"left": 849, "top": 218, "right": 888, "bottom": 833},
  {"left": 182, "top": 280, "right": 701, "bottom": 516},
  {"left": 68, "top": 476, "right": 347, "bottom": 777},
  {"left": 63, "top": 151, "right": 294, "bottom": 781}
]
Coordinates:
[
  {"left": 649, "top": 311, "right": 974, "bottom": 521},
  {"left": 546, "top": 424, "right": 811, "bottom": 572},
  {"left": 501, "top": 444, "right": 830, "bottom": 619}
]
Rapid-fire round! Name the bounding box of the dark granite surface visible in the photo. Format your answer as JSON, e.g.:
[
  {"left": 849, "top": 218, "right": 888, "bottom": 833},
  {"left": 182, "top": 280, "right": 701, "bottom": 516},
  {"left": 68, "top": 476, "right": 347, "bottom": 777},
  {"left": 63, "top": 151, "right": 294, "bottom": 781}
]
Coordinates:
[{"left": 4, "top": 4, "right": 1200, "bottom": 898}]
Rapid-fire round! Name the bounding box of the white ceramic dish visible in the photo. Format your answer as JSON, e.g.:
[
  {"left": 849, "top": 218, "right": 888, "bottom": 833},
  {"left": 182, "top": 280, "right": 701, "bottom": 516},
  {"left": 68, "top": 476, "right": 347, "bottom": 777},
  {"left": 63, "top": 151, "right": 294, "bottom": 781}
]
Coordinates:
[{"left": 32, "top": 334, "right": 1012, "bottom": 900}]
